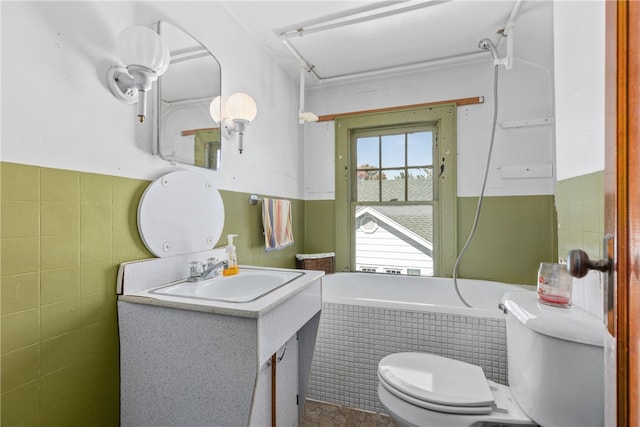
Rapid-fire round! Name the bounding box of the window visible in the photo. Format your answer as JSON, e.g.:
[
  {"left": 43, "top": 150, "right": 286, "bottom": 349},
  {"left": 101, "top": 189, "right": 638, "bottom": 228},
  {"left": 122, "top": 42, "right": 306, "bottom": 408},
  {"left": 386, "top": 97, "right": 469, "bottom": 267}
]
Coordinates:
[
  {"left": 353, "top": 126, "right": 436, "bottom": 275},
  {"left": 334, "top": 105, "right": 457, "bottom": 276}
]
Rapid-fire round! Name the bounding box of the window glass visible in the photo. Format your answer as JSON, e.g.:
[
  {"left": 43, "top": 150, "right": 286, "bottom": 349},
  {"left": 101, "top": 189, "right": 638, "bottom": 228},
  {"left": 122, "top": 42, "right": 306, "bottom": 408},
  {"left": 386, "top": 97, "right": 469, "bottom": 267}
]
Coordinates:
[
  {"left": 353, "top": 125, "right": 436, "bottom": 275},
  {"left": 354, "top": 204, "right": 434, "bottom": 276},
  {"left": 356, "top": 136, "right": 379, "bottom": 168},
  {"left": 355, "top": 128, "right": 434, "bottom": 203},
  {"left": 407, "top": 168, "right": 432, "bottom": 201},
  {"left": 381, "top": 134, "right": 405, "bottom": 168},
  {"left": 381, "top": 170, "right": 406, "bottom": 201},
  {"left": 408, "top": 131, "right": 432, "bottom": 166}
]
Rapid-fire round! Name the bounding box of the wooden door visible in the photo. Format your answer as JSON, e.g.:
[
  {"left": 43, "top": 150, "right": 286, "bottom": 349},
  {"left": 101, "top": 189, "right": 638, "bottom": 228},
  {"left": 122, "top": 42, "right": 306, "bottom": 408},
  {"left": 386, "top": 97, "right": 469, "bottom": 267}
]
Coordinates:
[{"left": 605, "top": 1, "right": 640, "bottom": 425}]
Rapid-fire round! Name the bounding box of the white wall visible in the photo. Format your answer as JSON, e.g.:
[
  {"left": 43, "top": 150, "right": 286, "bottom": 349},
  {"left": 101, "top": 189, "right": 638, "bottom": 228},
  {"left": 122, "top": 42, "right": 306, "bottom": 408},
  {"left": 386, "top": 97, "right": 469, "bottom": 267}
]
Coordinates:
[
  {"left": 553, "top": 1, "right": 605, "bottom": 318},
  {"left": 0, "top": 1, "right": 304, "bottom": 199},
  {"left": 0, "top": 1, "right": 561, "bottom": 202},
  {"left": 553, "top": 0, "right": 605, "bottom": 181},
  {"left": 303, "top": 58, "right": 555, "bottom": 200}
]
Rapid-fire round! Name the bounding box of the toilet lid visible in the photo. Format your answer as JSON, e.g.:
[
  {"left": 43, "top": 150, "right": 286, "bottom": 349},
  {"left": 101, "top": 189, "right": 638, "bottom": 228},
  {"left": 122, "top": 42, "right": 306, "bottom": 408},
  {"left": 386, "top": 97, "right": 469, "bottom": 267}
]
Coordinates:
[
  {"left": 137, "top": 170, "right": 224, "bottom": 257},
  {"left": 378, "top": 375, "right": 493, "bottom": 415},
  {"left": 378, "top": 353, "right": 494, "bottom": 409}
]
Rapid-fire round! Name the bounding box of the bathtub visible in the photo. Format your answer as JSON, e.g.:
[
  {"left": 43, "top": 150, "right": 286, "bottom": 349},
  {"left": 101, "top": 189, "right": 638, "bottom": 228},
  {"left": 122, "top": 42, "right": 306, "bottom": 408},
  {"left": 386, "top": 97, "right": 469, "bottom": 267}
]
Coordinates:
[
  {"left": 306, "top": 272, "right": 532, "bottom": 414},
  {"left": 322, "top": 272, "right": 527, "bottom": 318}
]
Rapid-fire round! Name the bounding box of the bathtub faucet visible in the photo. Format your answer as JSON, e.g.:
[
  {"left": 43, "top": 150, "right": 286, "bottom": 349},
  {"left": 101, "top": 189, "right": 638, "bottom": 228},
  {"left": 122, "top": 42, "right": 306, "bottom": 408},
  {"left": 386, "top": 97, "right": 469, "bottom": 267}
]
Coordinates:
[{"left": 188, "top": 258, "right": 228, "bottom": 282}]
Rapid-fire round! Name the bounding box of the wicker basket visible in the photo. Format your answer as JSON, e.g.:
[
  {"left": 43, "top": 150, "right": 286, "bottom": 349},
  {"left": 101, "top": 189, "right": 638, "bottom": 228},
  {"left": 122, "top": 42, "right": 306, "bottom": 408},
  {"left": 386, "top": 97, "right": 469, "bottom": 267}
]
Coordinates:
[{"left": 296, "top": 253, "right": 335, "bottom": 274}]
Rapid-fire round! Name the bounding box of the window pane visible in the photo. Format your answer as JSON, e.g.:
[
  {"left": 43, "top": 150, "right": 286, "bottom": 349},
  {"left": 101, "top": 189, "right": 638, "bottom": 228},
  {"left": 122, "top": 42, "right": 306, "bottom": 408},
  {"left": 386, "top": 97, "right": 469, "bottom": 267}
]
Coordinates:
[
  {"left": 356, "top": 136, "right": 379, "bottom": 168},
  {"left": 408, "top": 168, "right": 433, "bottom": 201},
  {"left": 381, "top": 134, "right": 405, "bottom": 168},
  {"left": 408, "top": 131, "right": 432, "bottom": 166},
  {"left": 357, "top": 179, "right": 379, "bottom": 202},
  {"left": 381, "top": 169, "right": 405, "bottom": 201},
  {"left": 355, "top": 204, "right": 434, "bottom": 276},
  {"left": 356, "top": 136, "right": 380, "bottom": 201}
]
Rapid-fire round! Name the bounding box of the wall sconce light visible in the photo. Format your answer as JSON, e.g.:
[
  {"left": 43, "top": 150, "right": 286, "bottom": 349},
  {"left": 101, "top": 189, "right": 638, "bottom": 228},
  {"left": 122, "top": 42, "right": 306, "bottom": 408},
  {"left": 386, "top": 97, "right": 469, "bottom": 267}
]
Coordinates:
[
  {"left": 107, "top": 25, "right": 170, "bottom": 123},
  {"left": 209, "top": 92, "right": 257, "bottom": 154}
]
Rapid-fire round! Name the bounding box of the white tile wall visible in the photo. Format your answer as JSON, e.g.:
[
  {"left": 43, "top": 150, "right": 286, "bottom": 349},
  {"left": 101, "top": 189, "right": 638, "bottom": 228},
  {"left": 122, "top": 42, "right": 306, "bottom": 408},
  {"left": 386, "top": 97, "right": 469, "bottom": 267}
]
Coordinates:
[
  {"left": 307, "top": 303, "right": 508, "bottom": 413},
  {"left": 571, "top": 270, "right": 604, "bottom": 320}
]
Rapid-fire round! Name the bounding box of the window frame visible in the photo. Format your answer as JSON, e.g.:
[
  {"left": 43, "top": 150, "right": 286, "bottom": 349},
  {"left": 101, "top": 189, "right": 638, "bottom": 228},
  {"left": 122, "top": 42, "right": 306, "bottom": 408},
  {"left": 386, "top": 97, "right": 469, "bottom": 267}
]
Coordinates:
[{"left": 334, "top": 104, "right": 457, "bottom": 276}]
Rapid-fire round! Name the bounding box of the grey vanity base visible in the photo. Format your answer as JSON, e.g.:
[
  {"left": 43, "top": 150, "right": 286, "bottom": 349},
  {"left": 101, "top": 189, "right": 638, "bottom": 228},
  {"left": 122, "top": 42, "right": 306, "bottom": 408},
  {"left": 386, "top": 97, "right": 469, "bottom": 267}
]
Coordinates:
[{"left": 118, "top": 302, "right": 320, "bottom": 427}]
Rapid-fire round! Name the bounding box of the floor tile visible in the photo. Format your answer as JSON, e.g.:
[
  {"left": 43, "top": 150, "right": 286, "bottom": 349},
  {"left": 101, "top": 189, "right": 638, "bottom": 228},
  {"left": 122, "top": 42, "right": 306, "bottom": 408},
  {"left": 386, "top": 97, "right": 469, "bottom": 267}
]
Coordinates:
[{"left": 301, "top": 400, "right": 398, "bottom": 427}]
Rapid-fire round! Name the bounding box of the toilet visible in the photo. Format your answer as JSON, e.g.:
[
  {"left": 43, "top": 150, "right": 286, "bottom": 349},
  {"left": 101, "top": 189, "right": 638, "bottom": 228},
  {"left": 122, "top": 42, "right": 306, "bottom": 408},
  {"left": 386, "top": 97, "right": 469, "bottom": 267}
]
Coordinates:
[{"left": 377, "top": 290, "right": 604, "bottom": 427}]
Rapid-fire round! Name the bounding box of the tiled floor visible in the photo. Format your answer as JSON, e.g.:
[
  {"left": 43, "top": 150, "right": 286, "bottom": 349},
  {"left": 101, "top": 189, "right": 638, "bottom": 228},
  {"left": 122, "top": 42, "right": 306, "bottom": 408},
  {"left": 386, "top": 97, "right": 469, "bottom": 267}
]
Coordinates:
[{"left": 301, "top": 399, "right": 399, "bottom": 427}]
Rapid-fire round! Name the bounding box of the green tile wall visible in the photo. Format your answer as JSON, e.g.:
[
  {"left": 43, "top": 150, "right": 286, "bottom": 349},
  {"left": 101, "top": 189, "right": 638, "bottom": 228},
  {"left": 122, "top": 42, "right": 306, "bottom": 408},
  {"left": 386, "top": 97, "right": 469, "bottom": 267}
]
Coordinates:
[
  {"left": 556, "top": 171, "right": 605, "bottom": 260},
  {"left": 302, "top": 200, "right": 336, "bottom": 255},
  {"left": 1, "top": 162, "right": 152, "bottom": 426},
  {"left": 218, "top": 190, "right": 305, "bottom": 268},
  {"left": 455, "top": 195, "right": 557, "bottom": 285},
  {"left": 0, "top": 164, "right": 309, "bottom": 426},
  {"left": 301, "top": 196, "right": 557, "bottom": 285}
]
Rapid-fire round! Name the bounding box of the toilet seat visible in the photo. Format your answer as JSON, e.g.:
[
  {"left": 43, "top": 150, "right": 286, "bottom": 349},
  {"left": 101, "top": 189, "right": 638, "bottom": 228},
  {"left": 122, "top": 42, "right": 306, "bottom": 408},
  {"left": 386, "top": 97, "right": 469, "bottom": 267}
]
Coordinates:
[
  {"left": 378, "top": 375, "right": 493, "bottom": 415},
  {"left": 378, "top": 352, "right": 494, "bottom": 415}
]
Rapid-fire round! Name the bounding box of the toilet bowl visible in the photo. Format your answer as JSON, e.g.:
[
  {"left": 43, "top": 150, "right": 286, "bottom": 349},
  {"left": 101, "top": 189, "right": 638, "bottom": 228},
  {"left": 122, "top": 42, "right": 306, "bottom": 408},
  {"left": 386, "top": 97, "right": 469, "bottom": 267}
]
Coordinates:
[
  {"left": 377, "top": 290, "right": 604, "bottom": 427},
  {"left": 377, "top": 352, "right": 534, "bottom": 427}
]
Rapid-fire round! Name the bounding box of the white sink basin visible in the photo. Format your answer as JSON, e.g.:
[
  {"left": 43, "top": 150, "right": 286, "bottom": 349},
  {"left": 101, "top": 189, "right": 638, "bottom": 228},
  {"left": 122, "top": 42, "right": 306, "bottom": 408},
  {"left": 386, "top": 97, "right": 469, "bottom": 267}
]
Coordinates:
[{"left": 150, "top": 268, "right": 304, "bottom": 303}]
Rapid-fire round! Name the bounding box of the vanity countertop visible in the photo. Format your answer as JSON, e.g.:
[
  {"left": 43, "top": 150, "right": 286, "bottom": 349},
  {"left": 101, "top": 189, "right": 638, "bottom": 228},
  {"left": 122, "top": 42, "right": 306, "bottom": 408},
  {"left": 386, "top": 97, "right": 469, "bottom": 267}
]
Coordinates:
[{"left": 118, "top": 266, "right": 323, "bottom": 318}]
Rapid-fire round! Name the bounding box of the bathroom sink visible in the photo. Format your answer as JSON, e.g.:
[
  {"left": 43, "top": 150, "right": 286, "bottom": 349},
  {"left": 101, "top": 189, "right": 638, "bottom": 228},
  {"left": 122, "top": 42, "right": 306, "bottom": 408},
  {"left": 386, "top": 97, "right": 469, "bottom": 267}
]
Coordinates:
[{"left": 150, "top": 268, "right": 304, "bottom": 303}]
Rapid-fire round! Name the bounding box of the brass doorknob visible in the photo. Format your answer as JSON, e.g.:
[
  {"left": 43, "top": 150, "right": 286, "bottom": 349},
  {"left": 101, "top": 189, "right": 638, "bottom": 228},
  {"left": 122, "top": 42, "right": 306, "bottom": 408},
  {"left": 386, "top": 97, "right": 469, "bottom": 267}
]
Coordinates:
[{"left": 566, "top": 249, "right": 611, "bottom": 278}]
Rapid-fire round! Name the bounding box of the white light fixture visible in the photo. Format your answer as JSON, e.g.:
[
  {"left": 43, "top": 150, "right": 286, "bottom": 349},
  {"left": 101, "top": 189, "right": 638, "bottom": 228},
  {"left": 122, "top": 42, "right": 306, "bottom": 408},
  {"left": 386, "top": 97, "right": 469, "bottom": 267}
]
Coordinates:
[
  {"left": 107, "top": 25, "right": 170, "bottom": 123},
  {"left": 209, "top": 92, "right": 257, "bottom": 154},
  {"left": 298, "top": 67, "right": 318, "bottom": 124}
]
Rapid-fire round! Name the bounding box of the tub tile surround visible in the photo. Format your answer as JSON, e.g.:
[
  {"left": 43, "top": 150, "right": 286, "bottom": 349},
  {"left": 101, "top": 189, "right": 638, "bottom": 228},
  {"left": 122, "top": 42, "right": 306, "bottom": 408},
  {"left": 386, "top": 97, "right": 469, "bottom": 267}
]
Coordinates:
[{"left": 307, "top": 302, "right": 507, "bottom": 414}]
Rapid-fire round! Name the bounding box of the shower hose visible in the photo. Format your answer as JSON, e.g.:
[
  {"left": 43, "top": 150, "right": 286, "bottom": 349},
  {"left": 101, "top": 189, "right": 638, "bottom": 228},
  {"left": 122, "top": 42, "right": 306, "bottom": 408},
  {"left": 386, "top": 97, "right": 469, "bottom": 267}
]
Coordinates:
[{"left": 452, "top": 63, "right": 500, "bottom": 308}]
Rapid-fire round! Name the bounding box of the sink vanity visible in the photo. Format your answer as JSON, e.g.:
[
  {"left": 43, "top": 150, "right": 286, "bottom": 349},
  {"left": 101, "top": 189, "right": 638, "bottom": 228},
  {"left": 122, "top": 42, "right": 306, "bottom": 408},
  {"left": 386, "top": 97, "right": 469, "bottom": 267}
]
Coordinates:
[{"left": 117, "top": 249, "right": 323, "bottom": 426}]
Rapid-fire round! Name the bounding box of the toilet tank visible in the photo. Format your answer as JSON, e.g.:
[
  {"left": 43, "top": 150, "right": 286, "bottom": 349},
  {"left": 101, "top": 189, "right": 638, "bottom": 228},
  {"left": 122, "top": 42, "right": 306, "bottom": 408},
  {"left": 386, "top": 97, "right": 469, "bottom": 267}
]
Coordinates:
[{"left": 503, "top": 291, "right": 604, "bottom": 427}]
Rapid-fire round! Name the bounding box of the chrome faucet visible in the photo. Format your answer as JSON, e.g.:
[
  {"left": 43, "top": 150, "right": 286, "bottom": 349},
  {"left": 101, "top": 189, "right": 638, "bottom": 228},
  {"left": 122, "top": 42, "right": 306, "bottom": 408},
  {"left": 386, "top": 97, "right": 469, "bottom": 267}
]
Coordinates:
[{"left": 188, "top": 258, "right": 228, "bottom": 282}]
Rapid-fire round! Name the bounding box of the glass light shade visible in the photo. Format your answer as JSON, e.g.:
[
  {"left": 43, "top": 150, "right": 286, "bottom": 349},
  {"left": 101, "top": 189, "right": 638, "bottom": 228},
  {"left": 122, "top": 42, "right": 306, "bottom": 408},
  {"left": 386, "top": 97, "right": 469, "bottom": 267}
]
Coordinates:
[
  {"left": 226, "top": 92, "right": 257, "bottom": 122},
  {"left": 116, "top": 25, "right": 170, "bottom": 74},
  {"left": 209, "top": 96, "right": 227, "bottom": 123}
]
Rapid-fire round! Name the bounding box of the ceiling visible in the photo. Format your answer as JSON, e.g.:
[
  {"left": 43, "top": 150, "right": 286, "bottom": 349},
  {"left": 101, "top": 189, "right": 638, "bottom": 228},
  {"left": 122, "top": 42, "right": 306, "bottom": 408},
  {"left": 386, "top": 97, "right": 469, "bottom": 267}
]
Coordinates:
[{"left": 221, "top": 0, "right": 554, "bottom": 86}]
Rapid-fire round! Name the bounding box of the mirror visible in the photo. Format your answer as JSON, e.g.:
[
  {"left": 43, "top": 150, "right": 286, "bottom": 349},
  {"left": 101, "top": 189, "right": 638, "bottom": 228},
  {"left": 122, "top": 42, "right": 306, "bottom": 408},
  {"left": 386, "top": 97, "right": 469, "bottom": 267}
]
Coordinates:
[{"left": 154, "top": 21, "right": 222, "bottom": 170}]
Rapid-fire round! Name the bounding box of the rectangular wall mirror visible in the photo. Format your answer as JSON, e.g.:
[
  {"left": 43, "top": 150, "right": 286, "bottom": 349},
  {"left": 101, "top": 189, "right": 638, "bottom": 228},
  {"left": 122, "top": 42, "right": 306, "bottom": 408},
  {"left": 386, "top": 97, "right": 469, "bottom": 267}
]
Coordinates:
[{"left": 154, "top": 20, "right": 222, "bottom": 170}]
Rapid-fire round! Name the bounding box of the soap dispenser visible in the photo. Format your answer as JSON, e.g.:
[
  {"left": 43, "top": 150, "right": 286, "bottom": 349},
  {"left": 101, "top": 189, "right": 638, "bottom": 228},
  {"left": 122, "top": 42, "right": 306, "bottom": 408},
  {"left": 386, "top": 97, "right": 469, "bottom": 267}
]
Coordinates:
[{"left": 223, "top": 234, "right": 239, "bottom": 276}]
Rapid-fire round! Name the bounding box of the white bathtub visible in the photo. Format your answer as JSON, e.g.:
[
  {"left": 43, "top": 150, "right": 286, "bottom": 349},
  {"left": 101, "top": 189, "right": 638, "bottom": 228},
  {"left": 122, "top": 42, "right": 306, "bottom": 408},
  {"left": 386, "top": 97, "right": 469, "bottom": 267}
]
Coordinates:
[
  {"left": 322, "top": 272, "right": 530, "bottom": 319},
  {"left": 308, "top": 272, "right": 533, "bottom": 413}
]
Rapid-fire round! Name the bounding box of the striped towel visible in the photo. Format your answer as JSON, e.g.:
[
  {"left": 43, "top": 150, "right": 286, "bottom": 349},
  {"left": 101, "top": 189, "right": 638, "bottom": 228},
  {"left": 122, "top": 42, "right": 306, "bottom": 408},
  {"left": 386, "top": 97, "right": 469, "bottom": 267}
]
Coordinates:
[{"left": 262, "top": 198, "right": 294, "bottom": 251}]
